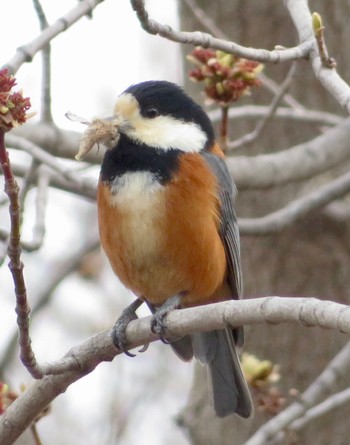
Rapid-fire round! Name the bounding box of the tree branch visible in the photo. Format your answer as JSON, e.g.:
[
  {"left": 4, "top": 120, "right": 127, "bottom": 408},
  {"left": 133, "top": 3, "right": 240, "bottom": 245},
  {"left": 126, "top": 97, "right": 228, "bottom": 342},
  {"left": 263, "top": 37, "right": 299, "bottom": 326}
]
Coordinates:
[
  {"left": 244, "top": 340, "right": 350, "bottom": 445},
  {"left": 239, "top": 169, "right": 350, "bottom": 235},
  {"left": 0, "top": 237, "right": 100, "bottom": 377},
  {"left": 284, "top": 0, "right": 350, "bottom": 112},
  {"left": 228, "top": 117, "right": 350, "bottom": 189},
  {"left": 5, "top": 134, "right": 97, "bottom": 199},
  {"left": 7, "top": 161, "right": 96, "bottom": 201},
  {"left": 130, "top": 0, "right": 312, "bottom": 63},
  {"left": 32, "top": 0, "right": 53, "bottom": 123},
  {"left": 228, "top": 63, "right": 297, "bottom": 150},
  {"left": 0, "top": 130, "right": 43, "bottom": 379},
  {"left": 3, "top": 0, "right": 106, "bottom": 74},
  {"left": 208, "top": 106, "right": 342, "bottom": 127},
  {"left": 1, "top": 296, "right": 350, "bottom": 445},
  {"left": 287, "top": 387, "right": 350, "bottom": 435}
]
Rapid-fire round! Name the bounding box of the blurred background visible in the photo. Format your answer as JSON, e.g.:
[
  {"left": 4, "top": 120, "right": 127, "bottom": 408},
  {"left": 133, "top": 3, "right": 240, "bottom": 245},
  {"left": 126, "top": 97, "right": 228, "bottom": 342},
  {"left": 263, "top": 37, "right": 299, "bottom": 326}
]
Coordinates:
[{"left": 1, "top": 1, "right": 350, "bottom": 444}]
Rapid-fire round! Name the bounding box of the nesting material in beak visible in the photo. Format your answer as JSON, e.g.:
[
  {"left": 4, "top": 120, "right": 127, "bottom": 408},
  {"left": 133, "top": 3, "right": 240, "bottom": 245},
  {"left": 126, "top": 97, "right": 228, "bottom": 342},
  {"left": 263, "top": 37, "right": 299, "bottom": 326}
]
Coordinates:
[{"left": 66, "top": 112, "right": 120, "bottom": 160}]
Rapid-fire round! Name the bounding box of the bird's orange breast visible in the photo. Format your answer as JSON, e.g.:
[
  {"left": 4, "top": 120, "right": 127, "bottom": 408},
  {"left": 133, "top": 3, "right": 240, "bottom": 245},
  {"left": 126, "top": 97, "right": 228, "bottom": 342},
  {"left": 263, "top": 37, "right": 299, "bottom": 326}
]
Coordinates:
[{"left": 97, "top": 153, "right": 227, "bottom": 307}]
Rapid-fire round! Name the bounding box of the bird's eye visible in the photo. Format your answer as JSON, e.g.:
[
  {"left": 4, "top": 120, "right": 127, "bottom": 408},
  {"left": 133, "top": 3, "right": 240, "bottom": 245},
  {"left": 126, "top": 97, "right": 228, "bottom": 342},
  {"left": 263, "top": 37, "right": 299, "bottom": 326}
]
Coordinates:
[{"left": 144, "top": 106, "right": 159, "bottom": 119}]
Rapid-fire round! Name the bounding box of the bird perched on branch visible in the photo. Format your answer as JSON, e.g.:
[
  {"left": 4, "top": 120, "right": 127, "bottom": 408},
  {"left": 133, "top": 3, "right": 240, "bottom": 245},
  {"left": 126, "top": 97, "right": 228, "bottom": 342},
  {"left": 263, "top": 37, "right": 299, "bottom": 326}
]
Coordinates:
[{"left": 77, "top": 80, "right": 253, "bottom": 418}]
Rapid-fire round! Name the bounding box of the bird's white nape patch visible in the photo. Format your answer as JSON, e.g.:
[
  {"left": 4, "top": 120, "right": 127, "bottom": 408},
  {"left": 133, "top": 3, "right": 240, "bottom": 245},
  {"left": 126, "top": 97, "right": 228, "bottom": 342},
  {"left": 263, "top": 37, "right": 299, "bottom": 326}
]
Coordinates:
[{"left": 114, "top": 93, "right": 207, "bottom": 152}]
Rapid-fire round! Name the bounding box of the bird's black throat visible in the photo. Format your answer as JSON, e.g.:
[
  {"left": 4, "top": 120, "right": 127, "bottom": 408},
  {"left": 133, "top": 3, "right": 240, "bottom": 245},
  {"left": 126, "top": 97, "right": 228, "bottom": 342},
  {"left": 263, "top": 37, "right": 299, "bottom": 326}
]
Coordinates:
[{"left": 100, "top": 134, "right": 181, "bottom": 185}]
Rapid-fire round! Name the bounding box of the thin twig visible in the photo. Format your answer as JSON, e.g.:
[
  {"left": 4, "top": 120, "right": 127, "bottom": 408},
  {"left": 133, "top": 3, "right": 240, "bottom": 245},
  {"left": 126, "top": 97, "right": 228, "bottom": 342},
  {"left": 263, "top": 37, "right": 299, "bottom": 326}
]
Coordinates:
[
  {"left": 30, "top": 423, "right": 44, "bottom": 445},
  {"left": 259, "top": 72, "right": 304, "bottom": 109},
  {"left": 0, "top": 238, "right": 100, "bottom": 377},
  {"left": 19, "top": 158, "right": 40, "bottom": 223},
  {"left": 0, "top": 130, "right": 43, "bottom": 378},
  {"left": 6, "top": 161, "right": 97, "bottom": 201},
  {"left": 228, "top": 63, "right": 297, "bottom": 150},
  {"left": 312, "top": 12, "right": 337, "bottom": 69},
  {"left": 0, "top": 241, "right": 7, "bottom": 266},
  {"left": 208, "top": 105, "right": 342, "bottom": 127},
  {"left": 5, "top": 133, "right": 97, "bottom": 198},
  {"left": 289, "top": 387, "right": 350, "bottom": 433},
  {"left": 182, "top": 0, "right": 226, "bottom": 39},
  {"left": 219, "top": 105, "right": 229, "bottom": 151},
  {"left": 30, "top": 169, "right": 50, "bottom": 249},
  {"left": 244, "top": 341, "right": 350, "bottom": 445},
  {"left": 32, "top": 0, "right": 53, "bottom": 122}
]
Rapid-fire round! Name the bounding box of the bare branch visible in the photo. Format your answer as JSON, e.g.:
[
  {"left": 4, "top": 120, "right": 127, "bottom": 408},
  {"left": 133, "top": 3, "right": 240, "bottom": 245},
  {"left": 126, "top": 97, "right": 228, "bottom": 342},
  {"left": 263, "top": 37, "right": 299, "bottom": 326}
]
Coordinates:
[
  {"left": 1, "top": 296, "right": 350, "bottom": 444},
  {"left": 289, "top": 388, "right": 350, "bottom": 434},
  {"left": 0, "top": 237, "right": 100, "bottom": 376},
  {"left": 3, "top": 0, "right": 106, "bottom": 74},
  {"left": 0, "top": 131, "right": 43, "bottom": 379},
  {"left": 8, "top": 161, "right": 96, "bottom": 201},
  {"left": 18, "top": 159, "right": 40, "bottom": 215},
  {"left": 130, "top": 0, "right": 312, "bottom": 63},
  {"left": 228, "top": 117, "right": 350, "bottom": 189},
  {"left": 312, "top": 12, "right": 337, "bottom": 69},
  {"left": 228, "top": 63, "right": 297, "bottom": 150},
  {"left": 208, "top": 106, "right": 342, "bottom": 127},
  {"left": 284, "top": 0, "right": 350, "bottom": 112},
  {"left": 29, "top": 168, "right": 50, "bottom": 250},
  {"left": 12, "top": 122, "right": 84, "bottom": 161},
  {"left": 182, "top": 0, "right": 226, "bottom": 39},
  {"left": 259, "top": 73, "right": 304, "bottom": 109},
  {"left": 245, "top": 340, "right": 350, "bottom": 445},
  {"left": 5, "top": 134, "right": 97, "bottom": 198},
  {"left": 32, "top": 0, "right": 53, "bottom": 122},
  {"left": 239, "top": 169, "right": 350, "bottom": 235}
]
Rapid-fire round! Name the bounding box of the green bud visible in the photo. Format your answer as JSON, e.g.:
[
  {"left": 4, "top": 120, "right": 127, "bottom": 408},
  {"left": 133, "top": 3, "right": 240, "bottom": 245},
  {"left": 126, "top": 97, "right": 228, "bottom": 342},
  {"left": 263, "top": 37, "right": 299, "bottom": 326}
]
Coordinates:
[{"left": 312, "top": 12, "right": 323, "bottom": 33}]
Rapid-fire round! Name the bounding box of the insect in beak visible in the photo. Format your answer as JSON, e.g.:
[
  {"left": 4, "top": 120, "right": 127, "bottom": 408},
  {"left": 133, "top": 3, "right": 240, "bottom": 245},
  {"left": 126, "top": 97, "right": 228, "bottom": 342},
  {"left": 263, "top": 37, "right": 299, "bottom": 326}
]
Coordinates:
[{"left": 66, "top": 111, "right": 120, "bottom": 161}]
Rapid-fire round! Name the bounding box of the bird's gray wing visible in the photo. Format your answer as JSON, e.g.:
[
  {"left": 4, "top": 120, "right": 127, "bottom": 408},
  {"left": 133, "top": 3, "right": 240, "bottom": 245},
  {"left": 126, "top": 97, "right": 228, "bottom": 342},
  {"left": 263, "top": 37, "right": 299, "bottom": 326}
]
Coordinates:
[{"left": 200, "top": 151, "right": 243, "bottom": 300}]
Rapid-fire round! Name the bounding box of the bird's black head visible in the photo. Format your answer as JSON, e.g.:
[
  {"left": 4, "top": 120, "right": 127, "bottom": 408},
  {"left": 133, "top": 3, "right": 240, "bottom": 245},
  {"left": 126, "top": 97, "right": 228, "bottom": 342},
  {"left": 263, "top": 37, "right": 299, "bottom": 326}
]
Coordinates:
[{"left": 113, "top": 80, "right": 215, "bottom": 152}]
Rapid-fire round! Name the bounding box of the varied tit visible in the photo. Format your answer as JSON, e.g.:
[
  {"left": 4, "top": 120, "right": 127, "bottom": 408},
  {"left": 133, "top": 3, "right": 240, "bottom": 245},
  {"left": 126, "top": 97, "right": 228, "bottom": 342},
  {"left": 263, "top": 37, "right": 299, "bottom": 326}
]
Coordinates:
[{"left": 96, "top": 80, "right": 253, "bottom": 418}]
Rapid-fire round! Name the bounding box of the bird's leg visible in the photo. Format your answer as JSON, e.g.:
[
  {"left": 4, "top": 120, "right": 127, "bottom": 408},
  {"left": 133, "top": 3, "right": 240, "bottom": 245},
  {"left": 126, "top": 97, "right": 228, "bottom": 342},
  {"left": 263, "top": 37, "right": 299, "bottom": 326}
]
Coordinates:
[
  {"left": 150, "top": 294, "right": 183, "bottom": 341},
  {"left": 146, "top": 301, "right": 170, "bottom": 344},
  {"left": 112, "top": 298, "right": 143, "bottom": 357}
]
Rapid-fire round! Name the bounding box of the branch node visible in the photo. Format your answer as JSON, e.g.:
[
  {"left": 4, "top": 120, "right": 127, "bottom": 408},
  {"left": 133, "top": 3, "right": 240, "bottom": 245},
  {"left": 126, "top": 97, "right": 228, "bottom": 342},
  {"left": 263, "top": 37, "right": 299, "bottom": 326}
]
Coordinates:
[
  {"left": 337, "top": 306, "right": 350, "bottom": 334},
  {"left": 260, "top": 296, "right": 280, "bottom": 325},
  {"left": 16, "top": 45, "right": 33, "bottom": 63}
]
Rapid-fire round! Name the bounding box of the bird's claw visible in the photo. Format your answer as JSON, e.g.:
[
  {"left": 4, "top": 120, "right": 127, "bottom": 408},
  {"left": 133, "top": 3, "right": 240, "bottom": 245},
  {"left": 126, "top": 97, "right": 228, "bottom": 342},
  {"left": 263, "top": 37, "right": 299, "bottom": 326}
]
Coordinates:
[
  {"left": 112, "top": 299, "right": 146, "bottom": 357},
  {"left": 112, "top": 313, "right": 137, "bottom": 357},
  {"left": 138, "top": 343, "right": 150, "bottom": 353},
  {"left": 150, "top": 295, "right": 182, "bottom": 344},
  {"left": 150, "top": 313, "right": 171, "bottom": 344}
]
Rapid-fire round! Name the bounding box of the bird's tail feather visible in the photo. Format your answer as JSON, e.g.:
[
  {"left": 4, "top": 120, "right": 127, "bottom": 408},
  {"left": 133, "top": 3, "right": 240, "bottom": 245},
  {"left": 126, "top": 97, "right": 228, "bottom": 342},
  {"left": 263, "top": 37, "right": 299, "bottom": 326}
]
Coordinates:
[{"left": 192, "top": 328, "right": 253, "bottom": 418}]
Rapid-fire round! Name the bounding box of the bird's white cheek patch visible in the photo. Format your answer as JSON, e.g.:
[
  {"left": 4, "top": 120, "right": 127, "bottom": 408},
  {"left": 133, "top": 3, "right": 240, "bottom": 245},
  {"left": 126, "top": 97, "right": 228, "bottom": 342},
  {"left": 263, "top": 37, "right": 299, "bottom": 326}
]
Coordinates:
[{"left": 130, "top": 115, "right": 207, "bottom": 153}]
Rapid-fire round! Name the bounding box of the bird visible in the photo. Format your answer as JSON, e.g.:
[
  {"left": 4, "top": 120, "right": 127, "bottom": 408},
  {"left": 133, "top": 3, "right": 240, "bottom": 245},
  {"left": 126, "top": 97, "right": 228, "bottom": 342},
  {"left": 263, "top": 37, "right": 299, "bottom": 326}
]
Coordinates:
[{"left": 96, "top": 80, "right": 253, "bottom": 418}]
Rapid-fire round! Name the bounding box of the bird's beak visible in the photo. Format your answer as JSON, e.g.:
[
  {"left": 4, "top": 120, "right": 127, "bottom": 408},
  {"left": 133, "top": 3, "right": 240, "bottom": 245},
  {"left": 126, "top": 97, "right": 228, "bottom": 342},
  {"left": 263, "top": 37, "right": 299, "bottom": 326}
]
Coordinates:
[{"left": 75, "top": 115, "right": 121, "bottom": 161}]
